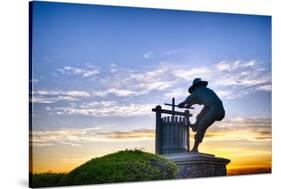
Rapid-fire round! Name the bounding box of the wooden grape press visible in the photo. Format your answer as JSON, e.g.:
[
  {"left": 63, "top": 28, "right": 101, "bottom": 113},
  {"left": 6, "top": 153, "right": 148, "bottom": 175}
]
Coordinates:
[{"left": 152, "top": 97, "right": 193, "bottom": 154}]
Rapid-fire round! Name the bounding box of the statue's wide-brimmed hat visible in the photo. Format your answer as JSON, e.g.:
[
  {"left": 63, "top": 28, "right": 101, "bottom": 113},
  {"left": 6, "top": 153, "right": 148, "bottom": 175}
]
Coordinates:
[{"left": 188, "top": 78, "right": 208, "bottom": 93}]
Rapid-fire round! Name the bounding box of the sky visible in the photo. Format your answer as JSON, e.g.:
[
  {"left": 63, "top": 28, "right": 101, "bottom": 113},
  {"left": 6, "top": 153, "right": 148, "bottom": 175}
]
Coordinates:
[{"left": 30, "top": 2, "right": 272, "bottom": 174}]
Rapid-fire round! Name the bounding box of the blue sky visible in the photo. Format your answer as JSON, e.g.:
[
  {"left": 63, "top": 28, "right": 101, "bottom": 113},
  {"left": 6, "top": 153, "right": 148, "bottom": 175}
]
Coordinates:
[{"left": 30, "top": 2, "right": 272, "bottom": 172}]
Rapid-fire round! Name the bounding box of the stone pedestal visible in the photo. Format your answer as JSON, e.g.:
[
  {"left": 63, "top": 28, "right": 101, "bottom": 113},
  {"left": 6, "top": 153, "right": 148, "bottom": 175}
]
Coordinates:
[{"left": 163, "top": 152, "right": 230, "bottom": 178}]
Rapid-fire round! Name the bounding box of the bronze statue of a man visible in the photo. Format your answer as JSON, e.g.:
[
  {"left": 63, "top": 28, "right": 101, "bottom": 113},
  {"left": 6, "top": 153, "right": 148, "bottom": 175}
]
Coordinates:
[{"left": 178, "top": 78, "right": 225, "bottom": 152}]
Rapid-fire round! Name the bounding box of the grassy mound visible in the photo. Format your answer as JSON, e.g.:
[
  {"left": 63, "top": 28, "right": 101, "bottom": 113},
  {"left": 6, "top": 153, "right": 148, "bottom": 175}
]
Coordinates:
[
  {"left": 30, "top": 172, "right": 66, "bottom": 188},
  {"left": 30, "top": 150, "right": 177, "bottom": 187},
  {"left": 59, "top": 150, "right": 176, "bottom": 185}
]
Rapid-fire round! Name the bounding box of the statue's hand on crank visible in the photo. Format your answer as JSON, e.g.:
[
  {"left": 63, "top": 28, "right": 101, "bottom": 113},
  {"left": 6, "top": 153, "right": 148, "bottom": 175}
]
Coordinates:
[
  {"left": 177, "top": 102, "right": 193, "bottom": 109},
  {"left": 177, "top": 102, "right": 185, "bottom": 108}
]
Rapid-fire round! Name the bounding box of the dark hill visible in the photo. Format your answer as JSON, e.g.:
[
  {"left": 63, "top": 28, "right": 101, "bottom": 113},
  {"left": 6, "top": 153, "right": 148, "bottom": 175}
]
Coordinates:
[{"left": 31, "top": 150, "right": 176, "bottom": 187}]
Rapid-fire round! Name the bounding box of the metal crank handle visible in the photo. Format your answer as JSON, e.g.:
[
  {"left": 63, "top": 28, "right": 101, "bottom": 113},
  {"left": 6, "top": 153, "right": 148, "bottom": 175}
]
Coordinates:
[{"left": 164, "top": 103, "right": 194, "bottom": 109}]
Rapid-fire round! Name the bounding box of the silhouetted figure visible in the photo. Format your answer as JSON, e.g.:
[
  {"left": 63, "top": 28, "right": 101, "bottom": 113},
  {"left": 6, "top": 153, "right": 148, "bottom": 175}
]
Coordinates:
[{"left": 178, "top": 78, "right": 225, "bottom": 152}]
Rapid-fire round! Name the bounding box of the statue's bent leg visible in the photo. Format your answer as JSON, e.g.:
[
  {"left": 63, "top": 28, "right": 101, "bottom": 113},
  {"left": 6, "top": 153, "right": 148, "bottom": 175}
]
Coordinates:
[
  {"left": 191, "top": 107, "right": 224, "bottom": 152},
  {"left": 196, "top": 106, "right": 209, "bottom": 122},
  {"left": 191, "top": 111, "right": 215, "bottom": 152},
  {"left": 193, "top": 106, "right": 209, "bottom": 131},
  {"left": 195, "top": 110, "right": 216, "bottom": 143}
]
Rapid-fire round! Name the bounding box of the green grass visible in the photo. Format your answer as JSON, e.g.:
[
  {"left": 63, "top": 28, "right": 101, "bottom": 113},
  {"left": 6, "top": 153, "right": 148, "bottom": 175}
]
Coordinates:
[
  {"left": 30, "top": 150, "right": 177, "bottom": 188},
  {"left": 30, "top": 172, "right": 66, "bottom": 188}
]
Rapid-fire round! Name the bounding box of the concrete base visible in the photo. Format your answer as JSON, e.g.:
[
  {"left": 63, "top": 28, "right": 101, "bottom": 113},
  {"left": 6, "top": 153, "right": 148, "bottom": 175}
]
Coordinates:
[{"left": 163, "top": 152, "right": 230, "bottom": 178}]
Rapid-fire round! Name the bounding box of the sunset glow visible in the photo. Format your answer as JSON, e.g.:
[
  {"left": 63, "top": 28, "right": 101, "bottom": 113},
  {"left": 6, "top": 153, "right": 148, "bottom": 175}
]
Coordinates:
[{"left": 30, "top": 117, "right": 272, "bottom": 174}]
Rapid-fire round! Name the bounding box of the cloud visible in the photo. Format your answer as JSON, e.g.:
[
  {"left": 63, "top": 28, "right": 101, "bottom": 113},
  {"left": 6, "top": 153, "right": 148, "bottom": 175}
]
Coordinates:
[
  {"left": 92, "top": 65, "right": 177, "bottom": 97},
  {"left": 31, "top": 90, "right": 91, "bottom": 104},
  {"left": 98, "top": 129, "right": 154, "bottom": 139},
  {"left": 203, "top": 118, "right": 272, "bottom": 142},
  {"left": 164, "top": 88, "right": 188, "bottom": 99},
  {"left": 165, "top": 48, "right": 187, "bottom": 55},
  {"left": 37, "top": 59, "right": 271, "bottom": 106},
  {"left": 143, "top": 51, "right": 154, "bottom": 59},
  {"left": 169, "top": 60, "right": 271, "bottom": 94},
  {"left": 215, "top": 90, "right": 233, "bottom": 99},
  {"left": 31, "top": 128, "right": 155, "bottom": 147},
  {"left": 92, "top": 88, "right": 142, "bottom": 97},
  {"left": 57, "top": 66, "right": 99, "bottom": 77},
  {"left": 127, "top": 66, "right": 177, "bottom": 93},
  {"left": 216, "top": 117, "right": 271, "bottom": 128},
  {"left": 163, "top": 59, "right": 271, "bottom": 100},
  {"left": 216, "top": 60, "right": 256, "bottom": 72},
  {"left": 257, "top": 84, "right": 272, "bottom": 91},
  {"left": 46, "top": 101, "right": 155, "bottom": 117},
  {"left": 139, "top": 80, "right": 174, "bottom": 91},
  {"left": 31, "top": 117, "right": 271, "bottom": 148},
  {"left": 212, "top": 60, "right": 271, "bottom": 89},
  {"left": 35, "top": 90, "right": 90, "bottom": 97},
  {"left": 171, "top": 67, "right": 211, "bottom": 81},
  {"left": 138, "top": 59, "right": 270, "bottom": 100}
]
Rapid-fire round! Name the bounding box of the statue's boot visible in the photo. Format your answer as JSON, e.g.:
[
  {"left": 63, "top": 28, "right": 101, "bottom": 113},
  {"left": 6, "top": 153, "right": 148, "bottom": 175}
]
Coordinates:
[
  {"left": 191, "top": 140, "right": 200, "bottom": 152},
  {"left": 191, "top": 147, "right": 198, "bottom": 152}
]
